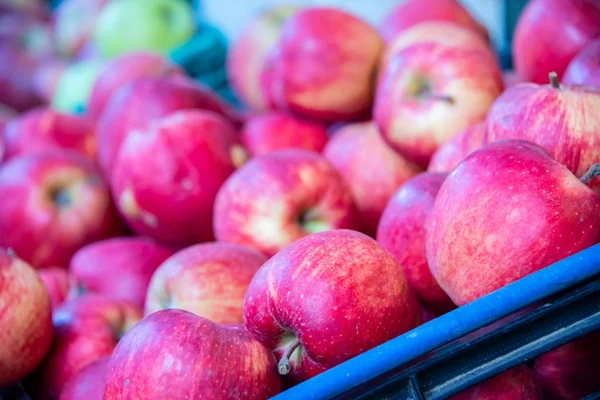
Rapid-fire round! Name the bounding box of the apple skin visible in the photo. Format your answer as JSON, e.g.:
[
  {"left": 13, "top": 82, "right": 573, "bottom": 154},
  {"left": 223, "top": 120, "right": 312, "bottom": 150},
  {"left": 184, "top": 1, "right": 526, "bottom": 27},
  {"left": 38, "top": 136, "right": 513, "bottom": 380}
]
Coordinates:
[
  {"left": 0, "top": 152, "right": 123, "bottom": 269},
  {"left": 484, "top": 79, "right": 600, "bottom": 193},
  {"left": 88, "top": 52, "right": 184, "bottom": 121},
  {"left": 426, "top": 140, "right": 600, "bottom": 306},
  {"left": 374, "top": 36, "right": 503, "bottom": 168},
  {"left": 0, "top": 41, "right": 44, "bottom": 112},
  {"left": 242, "top": 111, "right": 329, "bottom": 157},
  {"left": 145, "top": 242, "right": 267, "bottom": 324},
  {"left": 563, "top": 38, "right": 600, "bottom": 88},
  {"left": 96, "top": 76, "right": 243, "bottom": 179},
  {"left": 94, "top": 0, "right": 196, "bottom": 59},
  {"left": 377, "top": 172, "right": 455, "bottom": 313},
  {"left": 70, "top": 237, "right": 175, "bottom": 309},
  {"left": 227, "top": 5, "right": 300, "bottom": 111},
  {"left": 380, "top": 0, "right": 489, "bottom": 44},
  {"left": 2, "top": 107, "right": 96, "bottom": 160},
  {"left": 213, "top": 149, "right": 360, "bottom": 257},
  {"left": 513, "top": 0, "right": 600, "bottom": 84},
  {"left": 29, "top": 295, "right": 141, "bottom": 400},
  {"left": 38, "top": 267, "right": 76, "bottom": 310},
  {"left": 261, "top": 7, "right": 383, "bottom": 123},
  {"left": 54, "top": 0, "right": 110, "bottom": 57},
  {"left": 451, "top": 365, "right": 542, "bottom": 400},
  {"left": 324, "top": 121, "right": 422, "bottom": 236},
  {"left": 111, "top": 110, "right": 244, "bottom": 246},
  {"left": 103, "top": 309, "right": 281, "bottom": 399},
  {"left": 534, "top": 331, "right": 600, "bottom": 400},
  {"left": 60, "top": 356, "right": 109, "bottom": 400},
  {"left": 243, "top": 229, "right": 419, "bottom": 384},
  {"left": 427, "top": 122, "right": 486, "bottom": 173},
  {"left": 0, "top": 249, "right": 53, "bottom": 387},
  {"left": 32, "top": 58, "right": 70, "bottom": 103}
]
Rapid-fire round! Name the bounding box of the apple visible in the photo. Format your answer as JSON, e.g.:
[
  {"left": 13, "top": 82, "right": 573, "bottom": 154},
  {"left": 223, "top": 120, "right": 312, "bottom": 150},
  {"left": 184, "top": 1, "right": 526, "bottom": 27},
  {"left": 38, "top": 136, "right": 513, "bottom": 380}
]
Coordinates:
[
  {"left": 243, "top": 229, "right": 419, "bottom": 384},
  {"left": 485, "top": 73, "right": 600, "bottom": 193},
  {"left": 60, "top": 357, "right": 109, "bottom": 400},
  {"left": 534, "top": 331, "right": 600, "bottom": 400},
  {"left": 103, "top": 309, "right": 281, "bottom": 399},
  {"left": 324, "top": 121, "right": 422, "bottom": 236},
  {"left": 94, "top": 0, "right": 196, "bottom": 59},
  {"left": 88, "top": 52, "right": 184, "bottom": 121},
  {"left": 451, "top": 365, "right": 542, "bottom": 400},
  {"left": 503, "top": 69, "right": 526, "bottom": 88},
  {"left": 242, "top": 111, "right": 329, "bottom": 157},
  {"left": 145, "top": 242, "right": 267, "bottom": 324},
  {"left": 2, "top": 107, "right": 96, "bottom": 160},
  {"left": 377, "top": 172, "right": 455, "bottom": 313},
  {"left": 111, "top": 110, "right": 244, "bottom": 246},
  {"left": 0, "top": 152, "right": 123, "bottom": 269},
  {"left": 1, "top": 0, "right": 47, "bottom": 18},
  {"left": 427, "top": 122, "right": 486, "bottom": 173},
  {"left": 32, "top": 58, "right": 70, "bottom": 103},
  {"left": 564, "top": 38, "right": 600, "bottom": 88},
  {"left": 374, "top": 29, "right": 503, "bottom": 168},
  {"left": 96, "top": 76, "right": 244, "bottom": 179},
  {"left": 261, "top": 7, "right": 383, "bottom": 123},
  {"left": 214, "top": 149, "right": 359, "bottom": 257},
  {"left": 513, "top": 0, "right": 600, "bottom": 84},
  {"left": 70, "top": 237, "right": 174, "bottom": 309},
  {"left": 0, "top": 248, "right": 52, "bottom": 387},
  {"left": 380, "top": 0, "right": 489, "bottom": 44},
  {"left": 0, "top": 41, "right": 44, "bottom": 112},
  {"left": 38, "top": 267, "right": 76, "bottom": 309},
  {"left": 54, "top": 0, "right": 110, "bottom": 57},
  {"left": 28, "top": 295, "right": 141, "bottom": 400},
  {"left": 426, "top": 140, "right": 600, "bottom": 306},
  {"left": 51, "top": 59, "right": 107, "bottom": 115},
  {"left": 227, "top": 5, "right": 300, "bottom": 111}
]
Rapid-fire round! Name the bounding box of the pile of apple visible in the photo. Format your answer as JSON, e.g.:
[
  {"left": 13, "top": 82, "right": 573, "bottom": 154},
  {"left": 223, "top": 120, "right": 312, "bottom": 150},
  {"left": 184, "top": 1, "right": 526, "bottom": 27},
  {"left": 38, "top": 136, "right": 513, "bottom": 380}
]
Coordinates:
[{"left": 1, "top": 0, "right": 600, "bottom": 399}]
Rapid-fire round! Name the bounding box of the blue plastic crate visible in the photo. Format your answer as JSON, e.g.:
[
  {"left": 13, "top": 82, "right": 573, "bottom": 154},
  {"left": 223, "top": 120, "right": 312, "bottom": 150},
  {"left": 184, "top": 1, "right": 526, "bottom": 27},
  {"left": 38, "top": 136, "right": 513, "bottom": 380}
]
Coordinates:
[{"left": 272, "top": 244, "right": 600, "bottom": 399}]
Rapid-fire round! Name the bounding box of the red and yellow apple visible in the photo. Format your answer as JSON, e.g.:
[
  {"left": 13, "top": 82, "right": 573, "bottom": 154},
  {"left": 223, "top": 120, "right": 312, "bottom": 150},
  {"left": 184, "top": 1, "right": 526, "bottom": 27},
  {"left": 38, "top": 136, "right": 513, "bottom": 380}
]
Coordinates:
[{"left": 427, "top": 122, "right": 486, "bottom": 173}]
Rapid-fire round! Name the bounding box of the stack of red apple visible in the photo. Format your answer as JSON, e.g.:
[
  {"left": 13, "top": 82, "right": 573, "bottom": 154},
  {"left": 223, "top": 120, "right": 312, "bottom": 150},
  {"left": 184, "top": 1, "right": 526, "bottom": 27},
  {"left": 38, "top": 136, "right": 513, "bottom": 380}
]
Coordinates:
[{"left": 1, "top": 0, "right": 600, "bottom": 399}]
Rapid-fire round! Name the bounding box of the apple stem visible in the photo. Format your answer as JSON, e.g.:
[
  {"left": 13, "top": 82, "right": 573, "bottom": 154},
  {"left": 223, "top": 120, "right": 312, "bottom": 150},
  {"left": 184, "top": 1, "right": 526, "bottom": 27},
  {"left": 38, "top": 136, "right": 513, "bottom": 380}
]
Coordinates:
[
  {"left": 549, "top": 72, "right": 561, "bottom": 89},
  {"left": 278, "top": 338, "right": 301, "bottom": 376},
  {"left": 579, "top": 163, "right": 600, "bottom": 185}
]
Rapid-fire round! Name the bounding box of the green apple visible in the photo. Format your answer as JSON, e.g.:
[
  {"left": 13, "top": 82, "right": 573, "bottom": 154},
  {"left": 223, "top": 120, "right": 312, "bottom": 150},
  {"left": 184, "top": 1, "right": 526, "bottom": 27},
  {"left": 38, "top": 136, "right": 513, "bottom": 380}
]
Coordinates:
[
  {"left": 94, "top": 0, "right": 196, "bottom": 58},
  {"left": 52, "top": 59, "right": 107, "bottom": 115}
]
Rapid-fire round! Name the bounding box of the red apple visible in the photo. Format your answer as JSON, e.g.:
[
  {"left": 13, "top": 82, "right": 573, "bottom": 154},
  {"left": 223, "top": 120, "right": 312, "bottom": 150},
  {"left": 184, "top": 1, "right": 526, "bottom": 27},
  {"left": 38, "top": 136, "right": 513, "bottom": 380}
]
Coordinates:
[
  {"left": 534, "top": 331, "right": 600, "bottom": 400},
  {"left": 324, "top": 121, "right": 422, "bottom": 236},
  {"left": 0, "top": 41, "right": 44, "bottom": 111},
  {"left": 377, "top": 172, "right": 455, "bottom": 312},
  {"left": 564, "top": 38, "right": 600, "bottom": 88},
  {"left": 227, "top": 5, "right": 300, "bottom": 111},
  {"left": 451, "top": 365, "right": 542, "bottom": 400},
  {"left": 374, "top": 30, "right": 503, "bottom": 167},
  {"left": 29, "top": 295, "right": 141, "bottom": 400},
  {"left": 32, "top": 58, "right": 70, "bottom": 103},
  {"left": 485, "top": 74, "right": 600, "bottom": 193},
  {"left": 380, "top": 0, "right": 489, "bottom": 44},
  {"left": 111, "top": 110, "right": 244, "bottom": 246},
  {"left": 242, "top": 111, "right": 329, "bottom": 157},
  {"left": 0, "top": 152, "right": 123, "bottom": 269},
  {"left": 2, "top": 107, "right": 96, "bottom": 160},
  {"left": 70, "top": 237, "right": 174, "bottom": 309},
  {"left": 54, "top": 0, "right": 110, "bottom": 57},
  {"left": 60, "top": 356, "right": 109, "bottom": 400},
  {"left": 96, "top": 76, "right": 244, "bottom": 179},
  {"left": 427, "top": 122, "right": 486, "bottom": 173},
  {"left": 513, "top": 0, "right": 600, "bottom": 84},
  {"left": 261, "top": 7, "right": 383, "bottom": 123},
  {"left": 243, "top": 229, "right": 419, "bottom": 384},
  {"left": 38, "top": 266, "right": 76, "bottom": 309},
  {"left": 427, "top": 140, "right": 600, "bottom": 306},
  {"left": 0, "top": 249, "right": 52, "bottom": 387},
  {"left": 103, "top": 309, "right": 281, "bottom": 399},
  {"left": 214, "top": 149, "right": 359, "bottom": 257},
  {"left": 88, "top": 52, "right": 184, "bottom": 121},
  {"left": 145, "top": 242, "right": 267, "bottom": 324}
]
